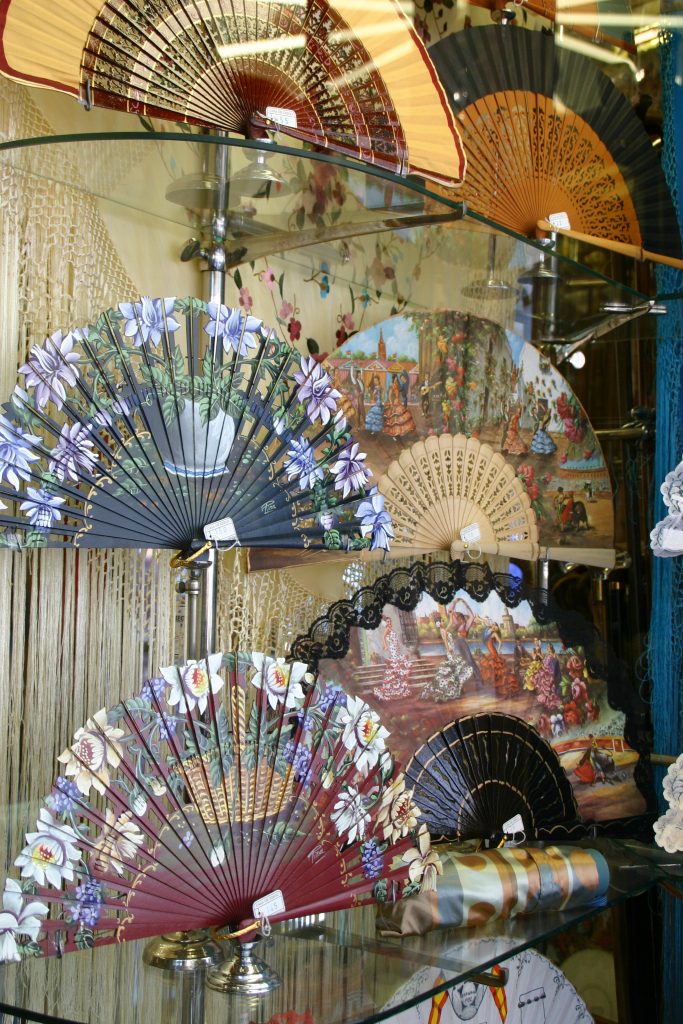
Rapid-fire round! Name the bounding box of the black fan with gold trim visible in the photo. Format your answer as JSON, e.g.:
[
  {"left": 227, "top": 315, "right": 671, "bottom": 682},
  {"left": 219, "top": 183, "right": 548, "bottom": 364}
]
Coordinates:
[{"left": 405, "top": 712, "right": 581, "bottom": 842}]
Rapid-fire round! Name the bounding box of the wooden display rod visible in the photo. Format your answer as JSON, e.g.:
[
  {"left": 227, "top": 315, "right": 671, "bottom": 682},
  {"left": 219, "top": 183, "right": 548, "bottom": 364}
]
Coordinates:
[
  {"left": 536, "top": 219, "right": 683, "bottom": 271},
  {"left": 651, "top": 753, "right": 678, "bottom": 766}
]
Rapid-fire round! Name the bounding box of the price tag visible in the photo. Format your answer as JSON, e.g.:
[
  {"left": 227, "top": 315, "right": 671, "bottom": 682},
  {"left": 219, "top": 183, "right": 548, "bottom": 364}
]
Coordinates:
[
  {"left": 460, "top": 523, "right": 481, "bottom": 545},
  {"left": 502, "top": 813, "right": 524, "bottom": 835},
  {"left": 266, "top": 106, "right": 298, "bottom": 128},
  {"left": 548, "top": 211, "right": 571, "bottom": 229},
  {"left": 253, "top": 890, "right": 286, "bottom": 921},
  {"left": 203, "top": 517, "right": 238, "bottom": 543}
]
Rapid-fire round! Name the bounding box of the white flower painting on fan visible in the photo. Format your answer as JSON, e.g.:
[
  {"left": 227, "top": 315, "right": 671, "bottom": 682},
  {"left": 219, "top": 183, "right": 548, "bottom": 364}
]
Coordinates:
[{"left": 0, "top": 650, "right": 438, "bottom": 961}]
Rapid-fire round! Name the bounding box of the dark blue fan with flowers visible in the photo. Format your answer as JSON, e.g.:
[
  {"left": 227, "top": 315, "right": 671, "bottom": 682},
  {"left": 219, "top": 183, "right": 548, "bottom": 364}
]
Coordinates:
[{"left": 0, "top": 297, "right": 393, "bottom": 555}]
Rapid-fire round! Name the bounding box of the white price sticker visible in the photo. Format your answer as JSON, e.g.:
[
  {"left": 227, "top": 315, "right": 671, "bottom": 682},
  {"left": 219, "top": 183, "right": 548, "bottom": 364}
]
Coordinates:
[
  {"left": 460, "top": 523, "right": 481, "bottom": 545},
  {"left": 266, "top": 106, "right": 298, "bottom": 128},
  {"left": 502, "top": 813, "right": 525, "bottom": 835},
  {"left": 253, "top": 889, "right": 286, "bottom": 921},
  {"left": 548, "top": 211, "right": 571, "bottom": 230},
  {"left": 203, "top": 517, "right": 238, "bottom": 543}
]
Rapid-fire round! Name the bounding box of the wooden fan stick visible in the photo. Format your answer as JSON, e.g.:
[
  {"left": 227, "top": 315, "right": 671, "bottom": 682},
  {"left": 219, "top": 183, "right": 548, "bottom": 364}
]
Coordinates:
[{"left": 537, "top": 219, "right": 683, "bottom": 271}]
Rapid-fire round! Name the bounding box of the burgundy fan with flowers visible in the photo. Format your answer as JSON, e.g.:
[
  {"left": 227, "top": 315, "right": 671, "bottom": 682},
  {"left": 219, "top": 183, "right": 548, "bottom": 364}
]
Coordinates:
[{"left": 0, "top": 651, "right": 437, "bottom": 962}]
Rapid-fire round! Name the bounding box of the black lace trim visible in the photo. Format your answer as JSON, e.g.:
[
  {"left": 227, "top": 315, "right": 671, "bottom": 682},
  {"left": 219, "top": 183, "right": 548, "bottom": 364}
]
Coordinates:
[{"left": 291, "top": 559, "right": 655, "bottom": 829}]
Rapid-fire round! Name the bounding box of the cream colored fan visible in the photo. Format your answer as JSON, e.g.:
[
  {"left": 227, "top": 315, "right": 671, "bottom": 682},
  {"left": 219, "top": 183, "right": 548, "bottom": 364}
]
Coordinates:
[{"left": 377, "top": 434, "right": 539, "bottom": 560}]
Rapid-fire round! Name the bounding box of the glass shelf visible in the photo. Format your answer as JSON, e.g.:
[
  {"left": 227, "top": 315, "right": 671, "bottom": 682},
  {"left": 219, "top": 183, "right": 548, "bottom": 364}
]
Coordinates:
[
  {"left": 0, "top": 840, "right": 677, "bottom": 1024},
  {"left": 0, "top": 130, "right": 669, "bottom": 315},
  {"left": 0, "top": 126, "right": 667, "bottom": 381}
]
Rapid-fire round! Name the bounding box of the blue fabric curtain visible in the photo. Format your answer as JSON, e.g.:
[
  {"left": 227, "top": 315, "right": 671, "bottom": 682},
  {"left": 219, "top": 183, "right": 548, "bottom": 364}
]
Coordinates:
[{"left": 651, "top": 27, "right": 683, "bottom": 1024}]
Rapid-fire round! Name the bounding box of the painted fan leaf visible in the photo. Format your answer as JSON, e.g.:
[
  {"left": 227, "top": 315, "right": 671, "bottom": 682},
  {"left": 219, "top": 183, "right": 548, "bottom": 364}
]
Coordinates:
[
  {"left": 0, "top": 0, "right": 465, "bottom": 187},
  {"left": 251, "top": 309, "right": 614, "bottom": 569},
  {"left": 0, "top": 297, "right": 393, "bottom": 554},
  {"left": 0, "top": 652, "right": 436, "bottom": 962},
  {"left": 292, "top": 560, "right": 648, "bottom": 826},
  {"left": 325, "top": 310, "right": 613, "bottom": 566},
  {"left": 405, "top": 712, "right": 579, "bottom": 841}
]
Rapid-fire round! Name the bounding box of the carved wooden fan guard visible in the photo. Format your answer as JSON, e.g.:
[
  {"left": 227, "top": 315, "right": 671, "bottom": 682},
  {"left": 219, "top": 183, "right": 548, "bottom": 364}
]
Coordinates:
[
  {"left": 0, "top": 0, "right": 465, "bottom": 186},
  {"left": 429, "top": 24, "right": 680, "bottom": 258},
  {"left": 291, "top": 559, "right": 655, "bottom": 837}
]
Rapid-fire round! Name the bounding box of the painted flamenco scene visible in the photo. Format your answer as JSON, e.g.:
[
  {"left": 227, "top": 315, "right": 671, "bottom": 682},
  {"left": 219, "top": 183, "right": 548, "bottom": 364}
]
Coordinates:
[
  {"left": 326, "top": 310, "right": 614, "bottom": 561},
  {"left": 318, "top": 588, "right": 645, "bottom": 823}
]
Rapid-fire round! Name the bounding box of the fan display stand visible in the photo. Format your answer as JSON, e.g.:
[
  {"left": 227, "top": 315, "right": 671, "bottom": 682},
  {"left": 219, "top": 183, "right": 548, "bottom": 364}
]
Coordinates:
[{"left": 139, "top": 140, "right": 271, "bottom": 990}]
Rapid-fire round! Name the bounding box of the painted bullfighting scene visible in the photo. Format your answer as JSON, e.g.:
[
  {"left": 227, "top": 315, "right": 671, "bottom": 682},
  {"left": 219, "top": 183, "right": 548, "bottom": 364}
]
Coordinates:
[
  {"left": 328, "top": 310, "right": 614, "bottom": 561},
  {"left": 318, "top": 587, "right": 644, "bottom": 822}
]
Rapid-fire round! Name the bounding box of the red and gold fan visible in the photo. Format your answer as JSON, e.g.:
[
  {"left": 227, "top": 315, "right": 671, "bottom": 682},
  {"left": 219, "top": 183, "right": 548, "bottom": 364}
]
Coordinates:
[
  {"left": 0, "top": 651, "right": 437, "bottom": 990},
  {"left": 429, "top": 24, "right": 681, "bottom": 262},
  {"left": 0, "top": 0, "right": 465, "bottom": 188}
]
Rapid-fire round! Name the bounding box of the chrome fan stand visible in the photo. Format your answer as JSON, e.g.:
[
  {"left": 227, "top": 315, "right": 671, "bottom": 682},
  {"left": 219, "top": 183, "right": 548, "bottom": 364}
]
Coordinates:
[
  {"left": 144, "top": 136, "right": 281, "bottom": 993},
  {"left": 142, "top": 137, "right": 229, "bottom": 977},
  {"left": 206, "top": 934, "right": 281, "bottom": 995}
]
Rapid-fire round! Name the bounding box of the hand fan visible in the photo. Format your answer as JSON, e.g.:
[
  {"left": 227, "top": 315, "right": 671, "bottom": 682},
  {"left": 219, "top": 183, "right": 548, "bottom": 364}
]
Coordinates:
[
  {"left": 0, "top": 0, "right": 465, "bottom": 188},
  {"left": 428, "top": 24, "right": 681, "bottom": 260},
  {"left": 383, "top": 942, "right": 594, "bottom": 1024},
  {"left": 0, "top": 296, "right": 393, "bottom": 556},
  {"left": 331, "top": 310, "right": 612, "bottom": 567},
  {"left": 376, "top": 433, "right": 540, "bottom": 561},
  {"left": 251, "top": 309, "right": 614, "bottom": 569},
  {"left": 404, "top": 712, "right": 580, "bottom": 841},
  {"left": 292, "top": 559, "right": 649, "bottom": 827},
  {"left": 650, "top": 457, "right": 683, "bottom": 558},
  {"left": 0, "top": 651, "right": 437, "bottom": 962}
]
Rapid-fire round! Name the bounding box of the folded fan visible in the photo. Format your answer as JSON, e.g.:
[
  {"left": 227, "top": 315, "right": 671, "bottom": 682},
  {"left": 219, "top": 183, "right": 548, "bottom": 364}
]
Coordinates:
[
  {"left": 429, "top": 25, "right": 680, "bottom": 260},
  {"left": 377, "top": 844, "right": 609, "bottom": 936},
  {"left": 0, "top": 0, "right": 465, "bottom": 187},
  {"left": 0, "top": 296, "right": 393, "bottom": 555},
  {"left": 0, "top": 651, "right": 437, "bottom": 961}
]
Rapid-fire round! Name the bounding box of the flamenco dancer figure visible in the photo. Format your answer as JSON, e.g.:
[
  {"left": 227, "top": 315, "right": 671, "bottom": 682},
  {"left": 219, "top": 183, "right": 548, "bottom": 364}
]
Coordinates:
[
  {"left": 529, "top": 398, "right": 557, "bottom": 455},
  {"left": 365, "top": 373, "right": 385, "bottom": 433},
  {"left": 383, "top": 373, "right": 415, "bottom": 438},
  {"left": 374, "top": 615, "right": 412, "bottom": 701},
  {"left": 532, "top": 642, "right": 562, "bottom": 709},
  {"left": 479, "top": 620, "right": 519, "bottom": 696},
  {"left": 502, "top": 405, "right": 529, "bottom": 456},
  {"left": 420, "top": 603, "right": 478, "bottom": 702}
]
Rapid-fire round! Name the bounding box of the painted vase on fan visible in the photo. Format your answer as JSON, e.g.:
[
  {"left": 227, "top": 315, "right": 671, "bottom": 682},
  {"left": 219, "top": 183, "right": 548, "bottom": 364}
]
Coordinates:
[{"left": 153, "top": 400, "right": 235, "bottom": 478}]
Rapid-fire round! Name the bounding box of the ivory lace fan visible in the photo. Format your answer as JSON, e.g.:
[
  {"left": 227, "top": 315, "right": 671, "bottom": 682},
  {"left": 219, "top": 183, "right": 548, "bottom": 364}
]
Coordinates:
[
  {"left": 429, "top": 25, "right": 681, "bottom": 259},
  {"left": 0, "top": 0, "right": 465, "bottom": 188},
  {"left": 0, "top": 296, "right": 393, "bottom": 555},
  {"left": 0, "top": 652, "right": 436, "bottom": 960},
  {"left": 405, "top": 712, "right": 580, "bottom": 841},
  {"left": 377, "top": 433, "right": 540, "bottom": 561}
]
